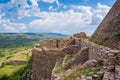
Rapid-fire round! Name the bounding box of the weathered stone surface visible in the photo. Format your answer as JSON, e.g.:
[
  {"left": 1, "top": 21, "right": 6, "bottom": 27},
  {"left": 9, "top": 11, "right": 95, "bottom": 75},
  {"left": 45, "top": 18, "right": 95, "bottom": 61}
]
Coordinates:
[
  {"left": 115, "top": 65, "right": 120, "bottom": 80},
  {"left": 28, "top": 39, "right": 81, "bottom": 80},
  {"left": 29, "top": 49, "right": 57, "bottom": 80},
  {"left": 91, "top": 0, "right": 120, "bottom": 50},
  {"left": 65, "top": 47, "right": 89, "bottom": 69},
  {"left": 40, "top": 39, "right": 58, "bottom": 49},
  {"left": 103, "top": 72, "right": 115, "bottom": 80},
  {"left": 83, "top": 59, "right": 98, "bottom": 67},
  {"left": 28, "top": 30, "right": 120, "bottom": 80},
  {"left": 73, "top": 32, "right": 87, "bottom": 39},
  {"left": 80, "top": 39, "right": 111, "bottom": 60}
]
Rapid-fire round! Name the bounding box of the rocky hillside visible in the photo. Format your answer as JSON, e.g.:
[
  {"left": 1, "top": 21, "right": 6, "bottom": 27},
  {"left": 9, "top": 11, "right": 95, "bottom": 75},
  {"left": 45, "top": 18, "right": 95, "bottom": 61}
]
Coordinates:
[{"left": 91, "top": 0, "right": 120, "bottom": 50}]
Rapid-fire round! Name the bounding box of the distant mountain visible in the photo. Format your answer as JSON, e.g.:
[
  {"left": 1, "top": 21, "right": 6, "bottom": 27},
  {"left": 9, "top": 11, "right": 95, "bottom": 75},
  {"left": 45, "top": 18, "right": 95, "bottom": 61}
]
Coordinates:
[{"left": 0, "top": 33, "right": 68, "bottom": 48}]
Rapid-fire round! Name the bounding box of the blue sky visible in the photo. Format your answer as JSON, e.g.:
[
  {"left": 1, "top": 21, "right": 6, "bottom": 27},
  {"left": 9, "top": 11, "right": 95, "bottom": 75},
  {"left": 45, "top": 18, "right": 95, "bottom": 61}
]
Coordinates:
[{"left": 0, "top": 0, "right": 115, "bottom": 35}]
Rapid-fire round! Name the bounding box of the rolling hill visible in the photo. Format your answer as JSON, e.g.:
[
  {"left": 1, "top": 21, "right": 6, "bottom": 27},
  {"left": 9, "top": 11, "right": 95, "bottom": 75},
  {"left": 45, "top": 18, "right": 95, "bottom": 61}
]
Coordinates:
[{"left": 0, "top": 33, "right": 67, "bottom": 48}]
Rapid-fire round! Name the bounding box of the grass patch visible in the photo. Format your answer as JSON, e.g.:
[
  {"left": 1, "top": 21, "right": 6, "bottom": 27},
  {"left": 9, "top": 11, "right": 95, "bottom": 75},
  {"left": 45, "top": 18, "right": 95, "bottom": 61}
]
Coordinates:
[
  {"left": 114, "top": 32, "right": 120, "bottom": 40},
  {"left": 0, "top": 62, "right": 31, "bottom": 80},
  {"left": 0, "top": 47, "right": 32, "bottom": 80},
  {"left": 64, "top": 54, "right": 75, "bottom": 64},
  {"left": 103, "top": 35, "right": 109, "bottom": 42},
  {"left": 0, "top": 47, "right": 32, "bottom": 63},
  {"left": 0, "top": 65, "right": 26, "bottom": 77},
  {"left": 6, "top": 49, "right": 31, "bottom": 62},
  {"left": 53, "top": 54, "right": 75, "bottom": 74},
  {"left": 53, "top": 64, "right": 65, "bottom": 74},
  {"left": 63, "top": 66, "right": 101, "bottom": 80}
]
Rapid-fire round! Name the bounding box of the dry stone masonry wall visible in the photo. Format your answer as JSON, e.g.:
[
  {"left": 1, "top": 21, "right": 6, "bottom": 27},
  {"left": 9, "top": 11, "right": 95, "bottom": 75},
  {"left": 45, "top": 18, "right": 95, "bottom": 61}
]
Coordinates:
[
  {"left": 27, "top": 1, "right": 120, "bottom": 79},
  {"left": 91, "top": 0, "right": 120, "bottom": 50},
  {"left": 27, "top": 32, "right": 120, "bottom": 80}
]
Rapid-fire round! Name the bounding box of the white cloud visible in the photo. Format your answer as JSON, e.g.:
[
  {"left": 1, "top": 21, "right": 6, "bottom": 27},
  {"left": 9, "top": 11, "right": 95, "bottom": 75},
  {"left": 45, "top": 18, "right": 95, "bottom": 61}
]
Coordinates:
[
  {"left": 42, "top": 0, "right": 56, "bottom": 3},
  {"left": 92, "top": 3, "right": 110, "bottom": 24},
  {"left": 0, "top": 0, "right": 40, "bottom": 19},
  {"left": 0, "top": 0, "right": 110, "bottom": 34},
  {"left": 48, "top": 6, "right": 56, "bottom": 11},
  {"left": 0, "top": 18, "right": 27, "bottom": 33},
  {"left": 29, "top": 9, "right": 92, "bottom": 34},
  {"left": 29, "top": 3, "right": 110, "bottom": 34},
  {"left": 42, "top": 0, "right": 62, "bottom": 7},
  {"left": 30, "top": 0, "right": 38, "bottom": 7}
]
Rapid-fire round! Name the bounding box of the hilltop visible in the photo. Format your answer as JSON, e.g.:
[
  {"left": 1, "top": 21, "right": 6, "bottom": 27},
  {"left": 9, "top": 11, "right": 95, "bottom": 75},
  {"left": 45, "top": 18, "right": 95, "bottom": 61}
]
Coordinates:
[{"left": 0, "top": 33, "right": 67, "bottom": 48}]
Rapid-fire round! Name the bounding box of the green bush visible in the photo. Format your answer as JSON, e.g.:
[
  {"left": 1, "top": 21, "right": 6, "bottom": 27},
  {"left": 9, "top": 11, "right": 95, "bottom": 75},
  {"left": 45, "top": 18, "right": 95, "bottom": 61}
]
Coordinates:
[
  {"left": 0, "top": 75, "right": 9, "bottom": 80},
  {"left": 103, "top": 35, "right": 109, "bottom": 42},
  {"left": 114, "top": 32, "right": 120, "bottom": 39},
  {"left": 0, "top": 62, "right": 31, "bottom": 80},
  {"left": 64, "top": 54, "right": 75, "bottom": 63}
]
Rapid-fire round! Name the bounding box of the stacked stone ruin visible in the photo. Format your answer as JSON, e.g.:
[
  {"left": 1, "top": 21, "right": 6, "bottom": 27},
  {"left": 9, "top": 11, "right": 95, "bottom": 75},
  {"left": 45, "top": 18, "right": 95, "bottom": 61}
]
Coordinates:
[
  {"left": 27, "top": 33, "right": 82, "bottom": 80},
  {"left": 27, "top": 0, "right": 120, "bottom": 80},
  {"left": 27, "top": 32, "right": 120, "bottom": 80}
]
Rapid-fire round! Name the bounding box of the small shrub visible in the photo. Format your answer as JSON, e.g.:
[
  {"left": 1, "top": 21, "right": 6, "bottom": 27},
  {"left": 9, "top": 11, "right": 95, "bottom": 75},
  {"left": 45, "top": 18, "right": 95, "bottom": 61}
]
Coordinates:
[
  {"left": 96, "top": 41, "right": 104, "bottom": 45},
  {"left": 53, "top": 64, "right": 65, "bottom": 73},
  {"left": 64, "top": 54, "right": 75, "bottom": 64},
  {"left": 0, "top": 75, "right": 9, "bottom": 80},
  {"left": 103, "top": 35, "right": 109, "bottom": 42},
  {"left": 114, "top": 32, "right": 120, "bottom": 39}
]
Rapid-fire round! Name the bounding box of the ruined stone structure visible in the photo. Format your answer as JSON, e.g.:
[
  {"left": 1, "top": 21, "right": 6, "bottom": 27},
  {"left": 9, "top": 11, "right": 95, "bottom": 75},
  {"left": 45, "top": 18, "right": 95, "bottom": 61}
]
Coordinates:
[
  {"left": 73, "top": 32, "right": 87, "bottom": 39},
  {"left": 64, "top": 47, "right": 89, "bottom": 69},
  {"left": 27, "top": 36, "right": 82, "bottom": 80},
  {"left": 91, "top": 0, "right": 120, "bottom": 50},
  {"left": 27, "top": 0, "right": 120, "bottom": 80},
  {"left": 28, "top": 32, "right": 120, "bottom": 80}
]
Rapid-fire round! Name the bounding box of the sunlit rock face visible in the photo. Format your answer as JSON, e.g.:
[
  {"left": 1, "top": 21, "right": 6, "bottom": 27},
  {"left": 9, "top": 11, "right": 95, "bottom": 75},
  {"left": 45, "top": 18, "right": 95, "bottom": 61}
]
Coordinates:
[{"left": 91, "top": 0, "right": 120, "bottom": 50}]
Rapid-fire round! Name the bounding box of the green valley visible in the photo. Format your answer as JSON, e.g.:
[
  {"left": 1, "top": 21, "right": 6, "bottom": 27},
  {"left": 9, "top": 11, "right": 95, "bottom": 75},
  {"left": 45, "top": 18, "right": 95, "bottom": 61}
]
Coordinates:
[{"left": 0, "top": 33, "right": 67, "bottom": 80}]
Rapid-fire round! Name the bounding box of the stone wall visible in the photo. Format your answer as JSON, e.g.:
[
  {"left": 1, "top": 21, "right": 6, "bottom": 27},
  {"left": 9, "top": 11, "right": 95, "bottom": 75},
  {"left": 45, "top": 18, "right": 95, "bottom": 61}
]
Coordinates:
[
  {"left": 28, "top": 32, "right": 120, "bottom": 80},
  {"left": 65, "top": 47, "right": 89, "bottom": 69},
  {"left": 80, "top": 39, "right": 110, "bottom": 60},
  {"left": 28, "top": 49, "right": 57, "bottom": 80},
  {"left": 91, "top": 0, "right": 120, "bottom": 50},
  {"left": 101, "top": 50, "right": 120, "bottom": 80},
  {"left": 73, "top": 32, "right": 87, "bottom": 39},
  {"left": 40, "top": 39, "right": 57, "bottom": 49},
  {"left": 40, "top": 38, "right": 72, "bottom": 49},
  {"left": 28, "top": 40, "right": 81, "bottom": 80}
]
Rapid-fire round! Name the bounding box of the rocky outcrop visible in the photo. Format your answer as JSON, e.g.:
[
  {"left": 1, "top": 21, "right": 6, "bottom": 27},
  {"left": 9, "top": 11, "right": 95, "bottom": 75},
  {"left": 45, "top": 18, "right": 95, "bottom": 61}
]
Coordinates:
[{"left": 91, "top": 0, "right": 120, "bottom": 50}]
